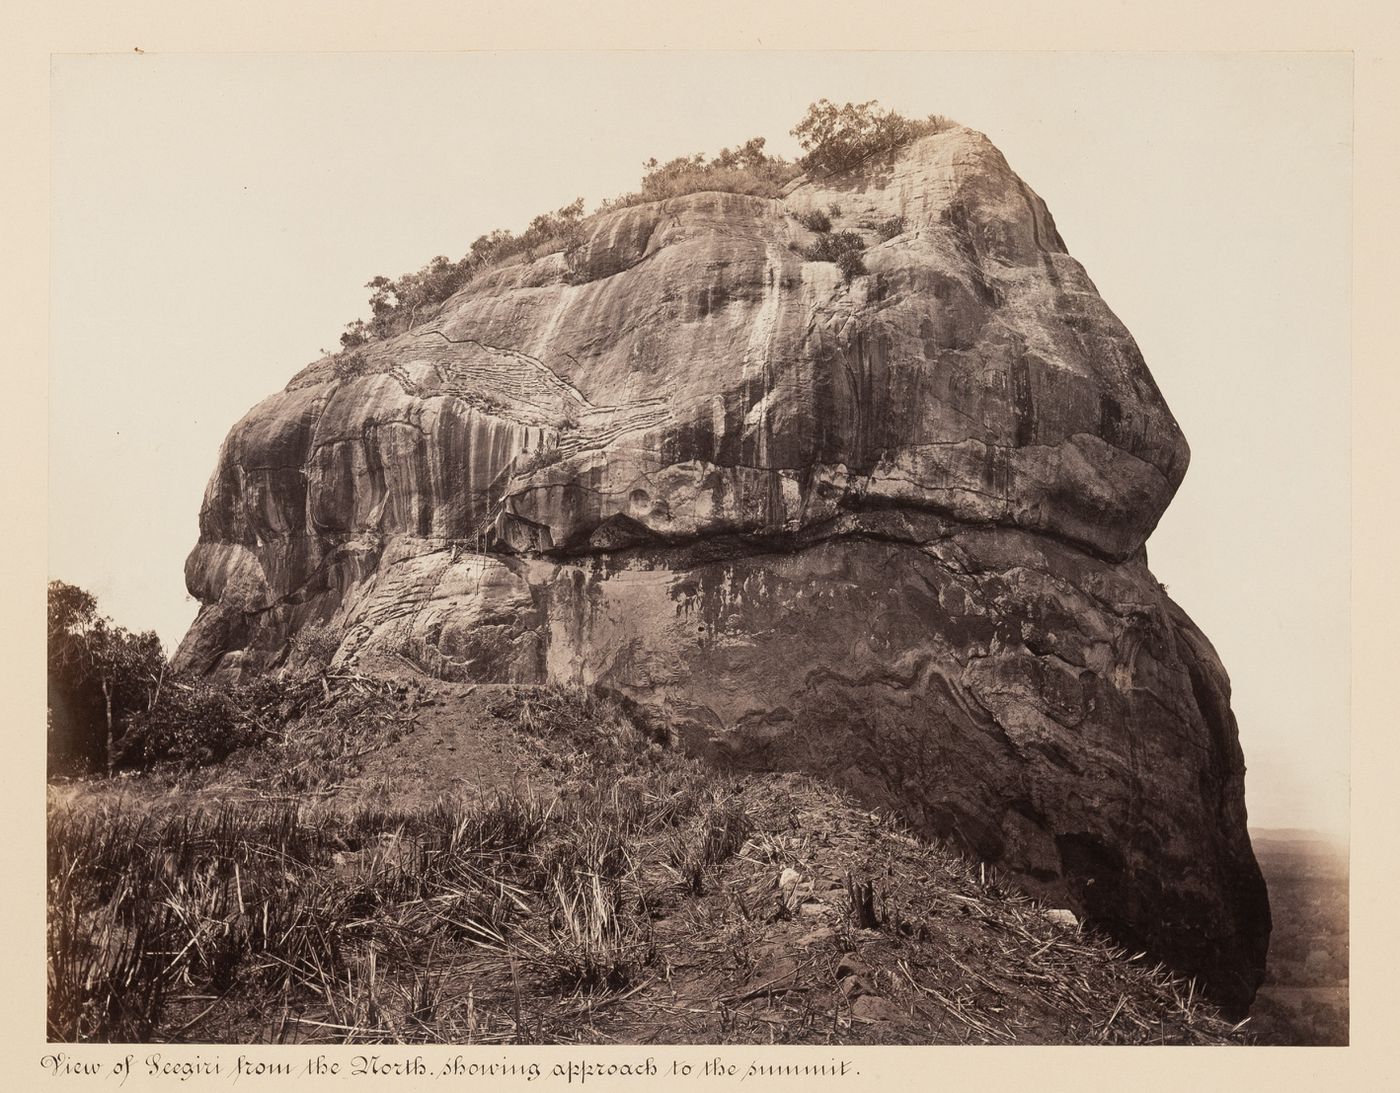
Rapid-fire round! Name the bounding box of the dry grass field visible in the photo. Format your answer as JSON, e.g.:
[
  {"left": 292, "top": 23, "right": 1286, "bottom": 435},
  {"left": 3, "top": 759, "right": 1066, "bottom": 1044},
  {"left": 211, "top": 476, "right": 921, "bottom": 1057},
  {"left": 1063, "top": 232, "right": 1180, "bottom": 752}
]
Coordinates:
[{"left": 48, "top": 677, "right": 1252, "bottom": 1046}]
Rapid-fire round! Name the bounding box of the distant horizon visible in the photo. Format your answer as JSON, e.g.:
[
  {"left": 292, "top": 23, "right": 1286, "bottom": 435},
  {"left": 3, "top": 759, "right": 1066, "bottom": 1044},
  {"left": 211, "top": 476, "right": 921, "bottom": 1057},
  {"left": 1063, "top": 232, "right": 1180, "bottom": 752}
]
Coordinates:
[{"left": 1250, "top": 826, "right": 1350, "bottom": 843}]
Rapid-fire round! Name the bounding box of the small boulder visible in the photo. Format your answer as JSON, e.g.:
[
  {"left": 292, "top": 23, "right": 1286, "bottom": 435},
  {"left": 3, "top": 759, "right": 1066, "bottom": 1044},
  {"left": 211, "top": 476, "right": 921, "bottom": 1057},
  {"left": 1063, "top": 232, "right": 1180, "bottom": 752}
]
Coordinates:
[
  {"left": 794, "top": 926, "right": 836, "bottom": 948},
  {"left": 851, "top": 994, "right": 905, "bottom": 1022}
]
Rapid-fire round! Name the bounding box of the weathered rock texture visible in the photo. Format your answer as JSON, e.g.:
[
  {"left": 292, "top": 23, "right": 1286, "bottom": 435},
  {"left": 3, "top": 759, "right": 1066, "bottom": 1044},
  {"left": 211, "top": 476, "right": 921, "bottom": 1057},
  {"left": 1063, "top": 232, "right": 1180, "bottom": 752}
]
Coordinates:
[{"left": 175, "top": 127, "right": 1270, "bottom": 1011}]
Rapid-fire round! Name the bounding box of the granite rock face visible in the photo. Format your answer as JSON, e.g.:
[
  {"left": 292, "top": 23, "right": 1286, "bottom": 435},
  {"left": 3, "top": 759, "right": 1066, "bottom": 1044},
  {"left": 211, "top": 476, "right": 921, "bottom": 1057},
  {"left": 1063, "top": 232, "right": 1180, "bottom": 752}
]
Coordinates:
[{"left": 175, "top": 127, "right": 1269, "bottom": 1010}]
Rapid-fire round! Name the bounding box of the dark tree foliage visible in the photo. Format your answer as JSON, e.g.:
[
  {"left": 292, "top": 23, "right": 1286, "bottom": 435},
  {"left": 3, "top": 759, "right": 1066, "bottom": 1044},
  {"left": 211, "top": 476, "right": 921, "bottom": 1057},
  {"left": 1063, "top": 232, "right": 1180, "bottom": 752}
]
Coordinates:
[
  {"left": 48, "top": 581, "right": 165, "bottom": 774},
  {"left": 802, "top": 229, "right": 869, "bottom": 282},
  {"left": 791, "top": 99, "right": 952, "bottom": 176},
  {"left": 118, "top": 677, "right": 286, "bottom": 769},
  {"left": 47, "top": 581, "right": 284, "bottom": 775},
  {"left": 876, "top": 214, "right": 907, "bottom": 241},
  {"left": 47, "top": 581, "right": 102, "bottom": 771}
]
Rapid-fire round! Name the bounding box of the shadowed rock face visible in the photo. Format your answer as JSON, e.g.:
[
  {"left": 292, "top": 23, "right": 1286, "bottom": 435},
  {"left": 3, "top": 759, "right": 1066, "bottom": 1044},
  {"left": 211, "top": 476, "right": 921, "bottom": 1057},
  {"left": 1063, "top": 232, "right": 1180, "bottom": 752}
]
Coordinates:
[{"left": 175, "top": 126, "right": 1269, "bottom": 1011}]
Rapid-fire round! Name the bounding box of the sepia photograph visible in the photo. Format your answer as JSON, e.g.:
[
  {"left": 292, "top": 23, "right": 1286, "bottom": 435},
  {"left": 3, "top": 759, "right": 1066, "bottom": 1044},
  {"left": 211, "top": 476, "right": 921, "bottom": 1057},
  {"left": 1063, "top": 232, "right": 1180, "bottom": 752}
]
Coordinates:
[{"left": 33, "top": 36, "right": 1364, "bottom": 1075}]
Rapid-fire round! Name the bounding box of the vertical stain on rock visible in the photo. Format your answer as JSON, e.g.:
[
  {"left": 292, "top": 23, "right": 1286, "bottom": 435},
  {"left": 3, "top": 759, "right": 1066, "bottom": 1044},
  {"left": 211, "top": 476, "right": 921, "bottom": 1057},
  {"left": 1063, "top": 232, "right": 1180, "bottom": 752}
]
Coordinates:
[{"left": 1010, "top": 354, "right": 1035, "bottom": 448}]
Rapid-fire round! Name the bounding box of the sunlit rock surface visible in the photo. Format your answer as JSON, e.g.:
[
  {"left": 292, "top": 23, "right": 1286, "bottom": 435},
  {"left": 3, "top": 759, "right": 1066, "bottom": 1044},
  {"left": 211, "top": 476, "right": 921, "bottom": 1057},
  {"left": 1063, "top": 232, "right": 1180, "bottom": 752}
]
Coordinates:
[{"left": 175, "top": 126, "right": 1268, "bottom": 1011}]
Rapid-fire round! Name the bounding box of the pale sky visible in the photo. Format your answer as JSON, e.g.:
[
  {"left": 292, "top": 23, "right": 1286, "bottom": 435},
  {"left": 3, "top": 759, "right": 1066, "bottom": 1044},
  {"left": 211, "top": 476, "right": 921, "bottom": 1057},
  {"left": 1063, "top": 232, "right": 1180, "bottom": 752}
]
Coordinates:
[{"left": 49, "top": 52, "right": 1351, "bottom": 836}]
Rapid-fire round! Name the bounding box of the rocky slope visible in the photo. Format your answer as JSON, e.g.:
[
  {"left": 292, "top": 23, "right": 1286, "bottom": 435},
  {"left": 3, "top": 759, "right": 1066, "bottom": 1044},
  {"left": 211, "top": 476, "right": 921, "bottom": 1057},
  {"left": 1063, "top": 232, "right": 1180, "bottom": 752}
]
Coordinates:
[{"left": 174, "top": 125, "right": 1270, "bottom": 1011}]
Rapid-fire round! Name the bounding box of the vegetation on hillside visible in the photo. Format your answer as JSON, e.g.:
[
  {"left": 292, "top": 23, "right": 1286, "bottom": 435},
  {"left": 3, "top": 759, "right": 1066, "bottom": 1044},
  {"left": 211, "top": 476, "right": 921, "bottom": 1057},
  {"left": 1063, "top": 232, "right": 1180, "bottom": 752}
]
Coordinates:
[
  {"left": 607, "top": 136, "right": 801, "bottom": 210},
  {"left": 338, "top": 199, "right": 588, "bottom": 348},
  {"left": 49, "top": 680, "right": 1251, "bottom": 1045},
  {"left": 47, "top": 685, "right": 750, "bottom": 1042},
  {"left": 800, "top": 225, "right": 870, "bottom": 282},
  {"left": 334, "top": 100, "right": 951, "bottom": 351},
  {"left": 47, "top": 581, "right": 333, "bottom": 776},
  {"left": 791, "top": 99, "right": 953, "bottom": 176},
  {"left": 48, "top": 581, "right": 165, "bottom": 773}
]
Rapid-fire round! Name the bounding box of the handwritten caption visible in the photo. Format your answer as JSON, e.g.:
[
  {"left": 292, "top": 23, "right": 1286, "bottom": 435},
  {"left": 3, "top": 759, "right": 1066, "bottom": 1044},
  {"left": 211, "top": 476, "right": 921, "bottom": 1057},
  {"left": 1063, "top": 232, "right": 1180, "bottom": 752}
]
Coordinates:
[{"left": 40, "top": 1052, "right": 860, "bottom": 1085}]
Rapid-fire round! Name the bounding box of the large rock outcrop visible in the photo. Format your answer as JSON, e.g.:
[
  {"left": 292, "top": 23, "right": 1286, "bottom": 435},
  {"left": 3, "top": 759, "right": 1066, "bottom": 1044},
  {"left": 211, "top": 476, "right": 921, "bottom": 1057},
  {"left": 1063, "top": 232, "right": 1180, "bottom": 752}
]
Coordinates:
[{"left": 175, "top": 126, "right": 1270, "bottom": 1011}]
